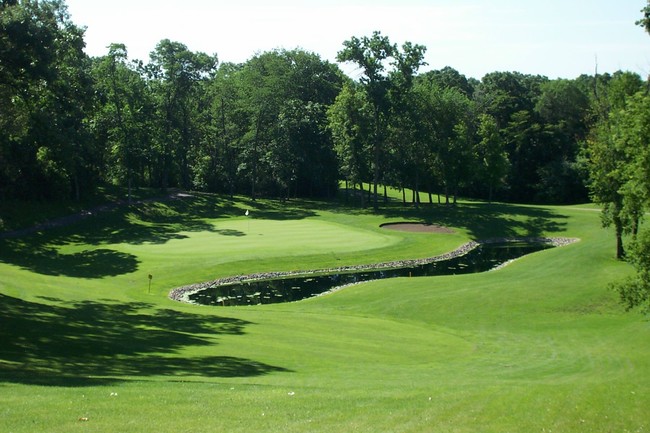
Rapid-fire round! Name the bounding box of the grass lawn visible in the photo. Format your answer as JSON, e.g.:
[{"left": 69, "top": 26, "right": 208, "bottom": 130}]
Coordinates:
[{"left": 0, "top": 190, "right": 648, "bottom": 432}]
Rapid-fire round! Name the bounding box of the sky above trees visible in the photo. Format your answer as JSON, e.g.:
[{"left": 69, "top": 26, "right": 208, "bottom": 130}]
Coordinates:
[{"left": 65, "top": 0, "right": 649, "bottom": 80}]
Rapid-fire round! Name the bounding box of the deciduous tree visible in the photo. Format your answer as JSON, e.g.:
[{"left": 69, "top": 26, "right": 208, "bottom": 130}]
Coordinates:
[
  {"left": 328, "top": 82, "right": 373, "bottom": 206},
  {"left": 475, "top": 113, "right": 509, "bottom": 202},
  {"left": 92, "top": 44, "right": 154, "bottom": 202},
  {"left": 0, "top": 0, "right": 94, "bottom": 200},
  {"left": 337, "top": 31, "right": 426, "bottom": 210},
  {"left": 147, "top": 39, "right": 217, "bottom": 189}
]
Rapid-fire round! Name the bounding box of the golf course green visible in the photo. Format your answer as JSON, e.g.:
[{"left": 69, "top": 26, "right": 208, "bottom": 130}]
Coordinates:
[{"left": 0, "top": 190, "right": 648, "bottom": 432}]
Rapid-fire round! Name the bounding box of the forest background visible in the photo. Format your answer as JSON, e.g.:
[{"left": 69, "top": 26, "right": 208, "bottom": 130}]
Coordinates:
[{"left": 0, "top": 0, "right": 648, "bottom": 209}]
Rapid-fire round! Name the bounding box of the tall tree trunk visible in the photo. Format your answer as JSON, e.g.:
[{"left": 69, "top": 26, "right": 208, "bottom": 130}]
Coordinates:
[
  {"left": 372, "top": 107, "right": 381, "bottom": 211},
  {"left": 128, "top": 171, "right": 132, "bottom": 204},
  {"left": 251, "top": 109, "right": 264, "bottom": 201},
  {"left": 373, "top": 146, "right": 380, "bottom": 211},
  {"left": 219, "top": 97, "right": 235, "bottom": 198},
  {"left": 614, "top": 216, "right": 626, "bottom": 259},
  {"left": 414, "top": 172, "right": 420, "bottom": 207},
  {"left": 74, "top": 173, "right": 80, "bottom": 202}
]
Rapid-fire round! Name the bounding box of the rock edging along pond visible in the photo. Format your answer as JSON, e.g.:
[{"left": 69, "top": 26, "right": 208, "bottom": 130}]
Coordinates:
[{"left": 169, "top": 237, "right": 579, "bottom": 306}]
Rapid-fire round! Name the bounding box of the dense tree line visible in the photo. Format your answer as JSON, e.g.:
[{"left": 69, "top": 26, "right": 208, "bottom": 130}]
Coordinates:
[
  {"left": 1, "top": 1, "right": 345, "bottom": 202},
  {"left": 0, "top": 0, "right": 645, "bottom": 210}
]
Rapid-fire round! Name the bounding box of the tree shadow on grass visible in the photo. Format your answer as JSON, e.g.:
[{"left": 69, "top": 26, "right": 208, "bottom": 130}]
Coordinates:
[
  {"left": 0, "top": 195, "right": 223, "bottom": 277},
  {"left": 0, "top": 241, "right": 140, "bottom": 278},
  {"left": 214, "top": 228, "right": 246, "bottom": 237},
  {"left": 243, "top": 199, "right": 318, "bottom": 221},
  {"left": 0, "top": 295, "right": 291, "bottom": 387},
  {"left": 377, "top": 201, "right": 569, "bottom": 239},
  {"left": 0, "top": 193, "right": 321, "bottom": 278}
]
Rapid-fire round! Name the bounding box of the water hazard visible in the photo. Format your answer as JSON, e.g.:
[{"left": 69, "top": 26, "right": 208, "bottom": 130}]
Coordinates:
[{"left": 187, "top": 241, "right": 551, "bottom": 307}]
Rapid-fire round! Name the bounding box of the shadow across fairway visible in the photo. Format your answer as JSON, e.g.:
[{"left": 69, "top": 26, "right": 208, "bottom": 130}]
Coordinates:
[
  {"left": 0, "top": 193, "right": 318, "bottom": 279},
  {"left": 242, "top": 199, "right": 318, "bottom": 221},
  {"left": 214, "top": 228, "right": 246, "bottom": 237},
  {"left": 0, "top": 295, "right": 291, "bottom": 386},
  {"left": 377, "top": 202, "right": 568, "bottom": 239},
  {"left": 0, "top": 240, "right": 139, "bottom": 277}
]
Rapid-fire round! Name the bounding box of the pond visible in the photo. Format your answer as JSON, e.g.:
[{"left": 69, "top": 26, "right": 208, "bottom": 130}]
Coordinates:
[{"left": 186, "top": 241, "right": 552, "bottom": 307}]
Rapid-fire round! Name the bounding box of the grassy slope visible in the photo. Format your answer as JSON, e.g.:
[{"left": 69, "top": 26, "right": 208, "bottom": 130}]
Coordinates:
[{"left": 0, "top": 192, "right": 648, "bottom": 432}]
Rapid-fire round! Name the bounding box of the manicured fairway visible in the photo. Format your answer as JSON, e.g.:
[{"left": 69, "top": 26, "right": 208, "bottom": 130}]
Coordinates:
[{"left": 0, "top": 193, "right": 648, "bottom": 432}]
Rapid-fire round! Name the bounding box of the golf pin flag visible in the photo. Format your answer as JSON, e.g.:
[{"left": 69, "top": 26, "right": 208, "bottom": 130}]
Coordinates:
[{"left": 245, "top": 209, "right": 249, "bottom": 216}]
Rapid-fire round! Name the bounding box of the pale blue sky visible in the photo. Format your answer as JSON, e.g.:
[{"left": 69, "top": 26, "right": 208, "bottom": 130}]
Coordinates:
[{"left": 65, "top": 0, "right": 650, "bottom": 79}]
